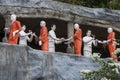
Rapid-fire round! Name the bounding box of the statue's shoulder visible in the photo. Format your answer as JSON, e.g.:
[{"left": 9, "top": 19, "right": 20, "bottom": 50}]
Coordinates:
[{"left": 15, "top": 20, "right": 20, "bottom": 24}]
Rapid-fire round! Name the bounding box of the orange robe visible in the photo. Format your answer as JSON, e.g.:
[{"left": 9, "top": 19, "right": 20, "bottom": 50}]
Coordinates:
[
  {"left": 107, "top": 32, "right": 116, "bottom": 60},
  {"left": 39, "top": 26, "right": 48, "bottom": 51},
  {"left": 8, "top": 21, "right": 21, "bottom": 44},
  {"left": 73, "top": 28, "right": 82, "bottom": 56}
]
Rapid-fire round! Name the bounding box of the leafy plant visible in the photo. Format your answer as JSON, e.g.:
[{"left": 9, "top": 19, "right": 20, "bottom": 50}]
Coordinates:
[
  {"left": 54, "top": 0, "right": 120, "bottom": 10},
  {"left": 80, "top": 55, "right": 120, "bottom": 80},
  {"left": 114, "top": 49, "right": 120, "bottom": 59}
]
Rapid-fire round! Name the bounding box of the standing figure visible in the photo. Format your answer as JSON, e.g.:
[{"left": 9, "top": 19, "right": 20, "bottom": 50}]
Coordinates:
[
  {"left": 65, "top": 23, "right": 82, "bottom": 56},
  {"left": 103, "top": 27, "right": 117, "bottom": 60},
  {"left": 8, "top": 14, "right": 21, "bottom": 44},
  {"left": 39, "top": 21, "right": 48, "bottom": 51},
  {"left": 48, "top": 24, "right": 64, "bottom": 52},
  {"left": 19, "top": 25, "right": 34, "bottom": 46},
  {"left": 2, "top": 27, "right": 9, "bottom": 43},
  {"left": 83, "top": 30, "right": 96, "bottom": 57}
]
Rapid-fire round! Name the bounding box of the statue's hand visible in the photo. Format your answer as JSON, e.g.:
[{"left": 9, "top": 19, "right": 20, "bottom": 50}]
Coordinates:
[
  {"left": 64, "top": 41, "right": 71, "bottom": 44},
  {"left": 98, "top": 40, "right": 103, "bottom": 44},
  {"left": 39, "top": 41, "right": 42, "bottom": 46},
  {"left": 102, "top": 40, "right": 107, "bottom": 44},
  {"left": 32, "top": 33, "right": 35, "bottom": 36},
  {"left": 13, "top": 30, "right": 19, "bottom": 36},
  {"left": 64, "top": 38, "right": 69, "bottom": 41},
  {"left": 13, "top": 32, "right": 16, "bottom": 37},
  {"left": 60, "top": 38, "right": 65, "bottom": 42}
]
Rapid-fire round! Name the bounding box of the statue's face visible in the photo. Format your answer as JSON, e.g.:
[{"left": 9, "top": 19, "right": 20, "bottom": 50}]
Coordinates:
[
  {"left": 86, "top": 31, "right": 91, "bottom": 36},
  {"left": 52, "top": 25, "right": 56, "bottom": 31},
  {"left": 10, "top": 14, "right": 16, "bottom": 21},
  {"left": 22, "top": 26, "right": 26, "bottom": 31}
]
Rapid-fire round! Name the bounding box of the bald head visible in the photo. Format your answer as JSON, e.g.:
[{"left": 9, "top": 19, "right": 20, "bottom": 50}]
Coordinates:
[
  {"left": 74, "top": 23, "right": 79, "bottom": 30},
  {"left": 108, "top": 27, "right": 113, "bottom": 33},
  {"left": 40, "top": 21, "right": 46, "bottom": 27},
  {"left": 11, "top": 14, "right": 16, "bottom": 21}
]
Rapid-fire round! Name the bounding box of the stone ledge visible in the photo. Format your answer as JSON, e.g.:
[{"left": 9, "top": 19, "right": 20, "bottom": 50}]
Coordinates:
[{"left": 0, "top": 43, "right": 101, "bottom": 80}]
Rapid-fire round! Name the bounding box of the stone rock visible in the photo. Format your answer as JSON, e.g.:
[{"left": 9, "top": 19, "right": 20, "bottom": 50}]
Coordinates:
[
  {"left": 0, "top": 0, "right": 119, "bottom": 22},
  {"left": 0, "top": 0, "right": 120, "bottom": 32},
  {"left": 0, "top": 43, "right": 101, "bottom": 80}
]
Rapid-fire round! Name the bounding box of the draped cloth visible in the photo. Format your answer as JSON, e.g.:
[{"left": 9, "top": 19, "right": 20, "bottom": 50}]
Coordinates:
[
  {"left": 39, "top": 26, "right": 48, "bottom": 51},
  {"left": 107, "top": 32, "right": 117, "bottom": 60},
  {"left": 83, "top": 36, "right": 95, "bottom": 57},
  {"left": 48, "top": 30, "right": 61, "bottom": 52},
  {"left": 73, "top": 28, "right": 82, "bottom": 56},
  {"left": 8, "top": 21, "right": 21, "bottom": 44}
]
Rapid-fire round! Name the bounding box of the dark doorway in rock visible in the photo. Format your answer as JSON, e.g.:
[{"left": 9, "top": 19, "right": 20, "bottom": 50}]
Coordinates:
[
  {"left": 0, "top": 15, "right": 5, "bottom": 42},
  {"left": 18, "top": 18, "right": 68, "bottom": 53},
  {"left": 80, "top": 24, "right": 120, "bottom": 58}
]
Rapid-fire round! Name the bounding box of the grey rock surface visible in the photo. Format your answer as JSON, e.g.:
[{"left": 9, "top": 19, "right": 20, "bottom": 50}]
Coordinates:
[
  {"left": 0, "top": 0, "right": 120, "bottom": 32},
  {"left": 0, "top": 43, "right": 101, "bottom": 80},
  {"left": 0, "top": 0, "right": 119, "bottom": 22}
]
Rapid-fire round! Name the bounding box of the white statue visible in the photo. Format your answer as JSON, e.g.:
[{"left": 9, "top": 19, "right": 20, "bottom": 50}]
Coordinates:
[
  {"left": 19, "top": 25, "right": 34, "bottom": 46},
  {"left": 48, "top": 24, "right": 64, "bottom": 52},
  {"left": 83, "top": 30, "right": 96, "bottom": 57}
]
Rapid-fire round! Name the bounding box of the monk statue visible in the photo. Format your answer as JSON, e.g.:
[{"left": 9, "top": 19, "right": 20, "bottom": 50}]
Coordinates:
[
  {"left": 8, "top": 14, "right": 21, "bottom": 44},
  {"left": 19, "top": 25, "right": 34, "bottom": 46},
  {"left": 102, "top": 27, "right": 117, "bottom": 61},
  {"left": 39, "top": 21, "right": 48, "bottom": 51},
  {"left": 65, "top": 23, "right": 82, "bottom": 56},
  {"left": 48, "top": 24, "right": 64, "bottom": 52}
]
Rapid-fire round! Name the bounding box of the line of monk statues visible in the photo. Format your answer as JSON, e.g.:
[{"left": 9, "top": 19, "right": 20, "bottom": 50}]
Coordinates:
[{"left": 3, "top": 14, "right": 117, "bottom": 61}]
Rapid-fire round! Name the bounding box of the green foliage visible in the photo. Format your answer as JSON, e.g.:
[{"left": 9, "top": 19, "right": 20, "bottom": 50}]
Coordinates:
[
  {"left": 81, "top": 57, "right": 120, "bottom": 80},
  {"left": 114, "top": 49, "right": 120, "bottom": 59},
  {"left": 108, "top": 0, "right": 120, "bottom": 9},
  {"left": 54, "top": 0, "right": 120, "bottom": 10}
]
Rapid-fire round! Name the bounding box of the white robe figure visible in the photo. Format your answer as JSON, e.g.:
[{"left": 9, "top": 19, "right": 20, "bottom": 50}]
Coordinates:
[
  {"left": 48, "top": 30, "right": 61, "bottom": 52},
  {"left": 19, "top": 30, "right": 33, "bottom": 46},
  {"left": 83, "top": 36, "right": 96, "bottom": 57}
]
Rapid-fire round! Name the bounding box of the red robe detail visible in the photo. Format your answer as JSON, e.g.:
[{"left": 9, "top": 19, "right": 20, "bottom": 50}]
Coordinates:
[
  {"left": 107, "top": 32, "right": 117, "bottom": 60},
  {"left": 8, "top": 21, "right": 21, "bottom": 44},
  {"left": 73, "top": 28, "right": 82, "bottom": 56},
  {"left": 39, "top": 26, "right": 48, "bottom": 51}
]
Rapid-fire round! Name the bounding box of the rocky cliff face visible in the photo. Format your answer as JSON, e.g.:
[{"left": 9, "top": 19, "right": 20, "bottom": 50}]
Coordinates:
[
  {"left": 0, "top": 0, "right": 119, "bottom": 22},
  {"left": 0, "top": 0, "right": 120, "bottom": 32},
  {"left": 0, "top": 43, "right": 101, "bottom": 80}
]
